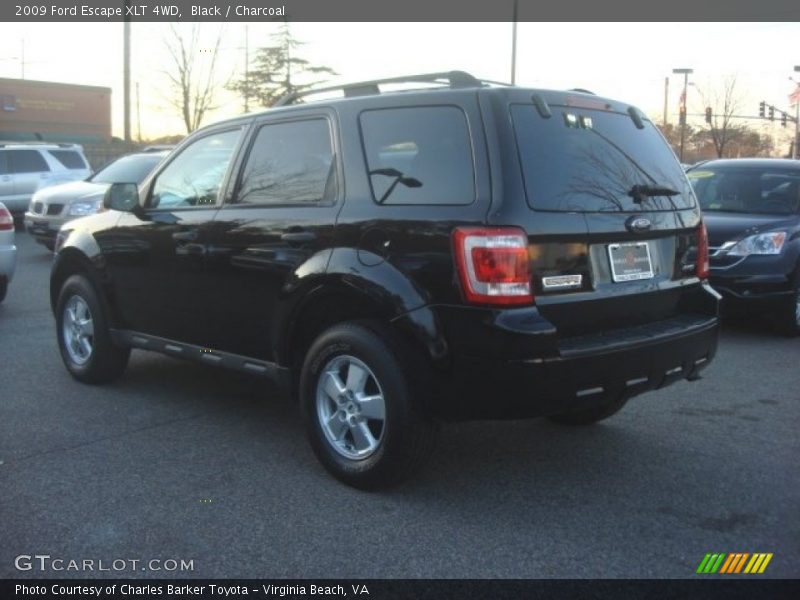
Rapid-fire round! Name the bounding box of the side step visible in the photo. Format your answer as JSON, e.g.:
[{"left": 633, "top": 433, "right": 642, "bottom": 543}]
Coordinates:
[{"left": 110, "top": 329, "right": 290, "bottom": 387}]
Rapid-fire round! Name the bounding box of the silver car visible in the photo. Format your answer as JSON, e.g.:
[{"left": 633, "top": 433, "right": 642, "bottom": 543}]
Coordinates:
[
  {"left": 0, "top": 202, "right": 17, "bottom": 303},
  {"left": 25, "top": 150, "right": 168, "bottom": 251},
  {"left": 0, "top": 142, "right": 91, "bottom": 217}
]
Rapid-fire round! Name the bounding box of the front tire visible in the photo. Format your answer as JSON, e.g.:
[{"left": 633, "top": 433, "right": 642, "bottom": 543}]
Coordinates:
[
  {"left": 56, "top": 274, "right": 130, "bottom": 383},
  {"left": 300, "top": 321, "right": 437, "bottom": 489},
  {"left": 779, "top": 282, "right": 800, "bottom": 337}
]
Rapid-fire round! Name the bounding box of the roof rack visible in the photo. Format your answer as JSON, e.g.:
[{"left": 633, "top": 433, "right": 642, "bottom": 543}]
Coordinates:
[{"left": 274, "top": 71, "right": 502, "bottom": 107}]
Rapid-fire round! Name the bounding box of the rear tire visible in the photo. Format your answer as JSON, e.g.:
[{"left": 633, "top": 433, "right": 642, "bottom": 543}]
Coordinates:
[
  {"left": 548, "top": 394, "right": 629, "bottom": 426},
  {"left": 44, "top": 240, "right": 55, "bottom": 252},
  {"left": 300, "top": 321, "right": 437, "bottom": 490},
  {"left": 56, "top": 274, "right": 130, "bottom": 384}
]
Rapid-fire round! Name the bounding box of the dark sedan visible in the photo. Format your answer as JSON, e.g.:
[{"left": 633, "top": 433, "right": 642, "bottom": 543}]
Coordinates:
[{"left": 688, "top": 158, "right": 800, "bottom": 335}]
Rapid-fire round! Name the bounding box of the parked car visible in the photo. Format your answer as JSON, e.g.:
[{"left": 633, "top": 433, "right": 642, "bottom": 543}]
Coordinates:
[
  {"left": 0, "top": 202, "right": 17, "bottom": 302},
  {"left": 0, "top": 142, "right": 91, "bottom": 217},
  {"left": 50, "top": 72, "right": 719, "bottom": 488},
  {"left": 687, "top": 158, "right": 800, "bottom": 335},
  {"left": 25, "top": 150, "right": 169, "bottom": 251}
]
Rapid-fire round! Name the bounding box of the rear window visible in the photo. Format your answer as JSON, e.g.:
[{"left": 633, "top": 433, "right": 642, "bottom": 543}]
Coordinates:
[
  {"left": 511, "top": 104, "right": 694, "bottom": 212},
  {"left": 688, "top": 167, "right": 800, "bottom": 215},
  {"left": 360, "top": 106, "right": 475, "bottom": 205},
  {"left": 48, "top": 150, "right": 88, "bottom": 170}
]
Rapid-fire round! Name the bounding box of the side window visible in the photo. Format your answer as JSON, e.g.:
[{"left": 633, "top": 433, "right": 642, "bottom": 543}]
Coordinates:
[
  {"left": 360, "top": 106, "right": 475, "bottom": 205},
  {"left": 235, "top": 119, "right": 335, "bottom": 206},
  {"left": 0, "top": 151, "right": 8, "bottom": 175},
  {"left": 150, "top": 129, "right": 242, "bottom": 209},
  {"left": 48, "top": 150, "right": 88, "bottom": 170},
  {"left": 9, "top": 150, "right": 50, "bottom": 174}
]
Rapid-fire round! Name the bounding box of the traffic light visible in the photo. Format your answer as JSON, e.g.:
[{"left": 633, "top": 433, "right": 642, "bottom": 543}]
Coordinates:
[
  {"left": 781, "top": 112, "right": 787, "bottom": 127},
  {"left": 768, "top": 106, "right": 775, "bottom": 121},
  {"left": 759, "top": 101, "right": 765, "bottom": 117},
  {"left": 705, "top": 107, "right": 713, "bottom": 124},
  {"left": 679, "top": 106, "right": 686, "bottom": 126}
]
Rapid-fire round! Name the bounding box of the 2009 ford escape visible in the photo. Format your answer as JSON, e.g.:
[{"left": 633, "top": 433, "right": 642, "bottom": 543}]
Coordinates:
[{"left": 50, "top": 72, "right": 720, "bottom": 488}]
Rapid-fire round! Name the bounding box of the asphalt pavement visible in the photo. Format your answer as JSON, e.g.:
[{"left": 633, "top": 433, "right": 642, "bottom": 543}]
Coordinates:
[{"left": 1, "top": 232, "right": 798, "bottom": 579}]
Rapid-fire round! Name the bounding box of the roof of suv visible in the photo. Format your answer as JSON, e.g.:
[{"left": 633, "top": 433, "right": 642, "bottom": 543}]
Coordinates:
[{"left": 0, "top": 141, "right": 85, "bottom": 150}]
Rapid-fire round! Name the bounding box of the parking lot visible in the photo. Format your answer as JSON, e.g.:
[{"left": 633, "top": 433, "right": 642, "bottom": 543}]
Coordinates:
[{"left": 1, "top": 231, "right": 798, "bottom": 579}]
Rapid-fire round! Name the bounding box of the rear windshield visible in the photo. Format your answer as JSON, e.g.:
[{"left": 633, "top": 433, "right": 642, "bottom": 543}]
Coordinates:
[
  {"left": 511, "top": 104, "right": 694, "bottom": 212},
  {"left": 90, "top": 154, "right": 164, "bottom": 185},
  {"left": 48, "top": 150, "right": 88, "bottom": 170},
  {"left": 688, "top": 167, "right": 800, "bottom": 216}
]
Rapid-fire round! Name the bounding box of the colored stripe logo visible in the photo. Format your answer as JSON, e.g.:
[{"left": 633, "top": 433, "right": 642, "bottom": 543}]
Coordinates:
[{"left": 696, "top": 553, "right": 773, "bottom": 574}]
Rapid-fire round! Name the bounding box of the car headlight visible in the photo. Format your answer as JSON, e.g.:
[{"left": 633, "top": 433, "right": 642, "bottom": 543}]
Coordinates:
[
  {"left": 725, "top": 231, "right": 787, "bottom": 256},
  {"left": 68, "top": 200, "right": 102, "bottom": 217}
]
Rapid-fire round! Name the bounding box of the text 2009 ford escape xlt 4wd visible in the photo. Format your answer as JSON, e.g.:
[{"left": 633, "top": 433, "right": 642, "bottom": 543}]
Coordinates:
[{"left": 50, "top": 72, "right": 719, "bottom": 488}]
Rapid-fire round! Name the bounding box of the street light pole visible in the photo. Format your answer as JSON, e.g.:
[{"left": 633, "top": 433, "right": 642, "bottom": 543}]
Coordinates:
[
  {"left": 511, "top": 0, "right": 518, "bottom": 85},
  {"left": 673, "top": 68, "right": 693, "bottom": 163}
]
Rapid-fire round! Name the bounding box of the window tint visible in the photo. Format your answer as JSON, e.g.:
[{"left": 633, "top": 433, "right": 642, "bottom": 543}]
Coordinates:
[
  {"left": 512, "top": 105, "right": 694, "bottom": 212},
  {"left": 236, "top": 119, "right": 335, "bottom": 205},
  {"left": 150, "top": 129, "right": 241, "bottom": 209},
  {"left": 48, "top": 150, "right": 88, "bottom": 170},
  {"left": 0, "top": 151, "right": 7, "bottom": 175},
  {"left": 9, "top": 150, "right": 50, "bottom": 174},
  {"left": 689, "top": 168, "right": 800, "bottom": 215},
  {"left": 360, "top": 106, "right": 474, "bottom": 205}
]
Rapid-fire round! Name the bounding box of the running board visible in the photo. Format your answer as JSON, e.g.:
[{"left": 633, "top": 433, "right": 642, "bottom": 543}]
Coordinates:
[{"left": 110, "top": 329, "right": 290, "bottom": 387}]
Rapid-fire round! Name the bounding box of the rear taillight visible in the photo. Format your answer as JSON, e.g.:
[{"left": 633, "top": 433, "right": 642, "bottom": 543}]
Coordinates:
[
  {"left": 696, "top": 222, "right": 710, "bottom": 280},
  {"left": 453, "top": 227, "right": 533, "bottom": 306},
  {"left": 0, "top": 206, "right": 13, "bottom": 231}
]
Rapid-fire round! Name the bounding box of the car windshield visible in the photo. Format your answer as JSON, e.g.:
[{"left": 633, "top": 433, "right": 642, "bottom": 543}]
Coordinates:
[
  {"left": 90, "top": 154, "right": 164, "bottom": 185},
  {"left": 688, "top": 167, "right": 800, "bottom": 215}
]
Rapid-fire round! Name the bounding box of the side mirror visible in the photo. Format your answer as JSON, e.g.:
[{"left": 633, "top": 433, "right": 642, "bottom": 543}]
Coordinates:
[{"left": 103, "top": 182, "right": 139, "bottom": 212}]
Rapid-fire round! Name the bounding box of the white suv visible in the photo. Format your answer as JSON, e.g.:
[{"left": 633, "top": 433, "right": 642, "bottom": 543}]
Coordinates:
[{"left": 0, "top": 142, "right": 91, "bottom": 216}]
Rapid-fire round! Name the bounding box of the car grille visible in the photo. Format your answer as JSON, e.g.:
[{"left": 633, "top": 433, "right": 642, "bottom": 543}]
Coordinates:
[
  {"left": 46, "top": 204, "right": 64, "bottom": 216},
  {"left": 32, "top": 202, "right": 44, "bottom": 214}
]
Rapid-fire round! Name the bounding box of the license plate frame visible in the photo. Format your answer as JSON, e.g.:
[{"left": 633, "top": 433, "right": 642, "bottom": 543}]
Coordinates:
[{"left": 608, "top": 241, "right": 654, "bottom": 282}]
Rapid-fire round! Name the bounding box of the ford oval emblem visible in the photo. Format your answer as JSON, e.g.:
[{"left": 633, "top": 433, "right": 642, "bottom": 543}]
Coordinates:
[{"left": 626, "top": 216, "right": 652, "bottom": 233}]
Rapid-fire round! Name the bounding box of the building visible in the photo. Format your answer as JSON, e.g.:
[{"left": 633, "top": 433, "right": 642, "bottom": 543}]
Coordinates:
[{"left": 0, "top": 78, "right": 111, "bottom": 143}]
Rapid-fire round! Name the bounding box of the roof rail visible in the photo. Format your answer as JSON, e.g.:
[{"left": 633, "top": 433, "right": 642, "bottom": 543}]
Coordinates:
[{"left": 274, "top": 70, "right": 489, "bottom": 107}]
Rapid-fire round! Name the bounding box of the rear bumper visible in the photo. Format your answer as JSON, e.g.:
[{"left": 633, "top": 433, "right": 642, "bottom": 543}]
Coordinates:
[{"left": 411, "top": 283, "right": 720, "bottom": 421}]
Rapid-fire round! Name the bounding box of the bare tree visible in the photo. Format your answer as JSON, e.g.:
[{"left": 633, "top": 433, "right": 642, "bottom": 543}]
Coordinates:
[
  {"left": 163, "top": 25, "right": 224, "bottom": 133},
  {"left": 697, "top": 76, "right": 745, "bottom": 158}
]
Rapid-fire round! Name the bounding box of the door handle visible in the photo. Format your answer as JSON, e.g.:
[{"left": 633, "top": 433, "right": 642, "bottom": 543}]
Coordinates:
[{"left": 280, "top": 231, "right": 316, "bottom": 244}]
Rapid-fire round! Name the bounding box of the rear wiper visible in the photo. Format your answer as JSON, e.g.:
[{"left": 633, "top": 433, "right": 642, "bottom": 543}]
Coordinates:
[{"left": 628, "top": 184, "right": 679, "bottom": 203}]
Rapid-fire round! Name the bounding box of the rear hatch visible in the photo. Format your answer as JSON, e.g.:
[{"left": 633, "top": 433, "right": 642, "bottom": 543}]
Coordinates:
[{"left": 493, "top": 90, "right": 705, "bottom": 336}]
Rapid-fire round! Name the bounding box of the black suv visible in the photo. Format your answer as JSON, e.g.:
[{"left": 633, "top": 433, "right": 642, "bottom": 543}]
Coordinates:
[{"left": 50, "top": 72, "right": 719, "bottom": 488}]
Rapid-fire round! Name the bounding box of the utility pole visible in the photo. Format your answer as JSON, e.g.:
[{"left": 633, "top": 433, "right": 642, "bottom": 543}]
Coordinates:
[
  {"left": 20, "top": 39, "right": 24, "bottom": 79},
  {"left": 123, "top": 2, "right": 131, "bottom": 143},
  {"left": 663, "top": 76, "right": 669, "bottom": 126},
  {"left": 244, "top": 25, "right": 249, "bottom": 113},
  {"left": 511, "top": 0, "right": 518, "bottom": 85},
  {"left": 672, "top": 68, "right": 693, "bottom": 162},
  {"left": 794, "top": 66, "right": 800, "bottom": 160},
  {"left": 136, "top": 82, "right": 141, "bottom": 143}
]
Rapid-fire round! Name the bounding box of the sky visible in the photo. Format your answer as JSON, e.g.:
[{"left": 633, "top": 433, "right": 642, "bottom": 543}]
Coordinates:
[{"left": 1, "top": 21, "right": 799, "bottom": 147}]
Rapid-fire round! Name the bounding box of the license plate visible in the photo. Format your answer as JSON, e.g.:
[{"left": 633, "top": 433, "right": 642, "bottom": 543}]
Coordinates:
[{"left": 608, "top": 242, "right": 654, "bottom": 282}]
